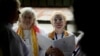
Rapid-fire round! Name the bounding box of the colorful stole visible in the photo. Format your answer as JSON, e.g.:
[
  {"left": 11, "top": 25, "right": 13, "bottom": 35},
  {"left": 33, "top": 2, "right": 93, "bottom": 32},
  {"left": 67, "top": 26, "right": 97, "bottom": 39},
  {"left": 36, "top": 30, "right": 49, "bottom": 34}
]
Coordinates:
[
  {"left": 48, "top": 30, "right": 69, "bottom": 40},
  {"left": 17, "top": 25, "right": 39, "bottom": 56}
]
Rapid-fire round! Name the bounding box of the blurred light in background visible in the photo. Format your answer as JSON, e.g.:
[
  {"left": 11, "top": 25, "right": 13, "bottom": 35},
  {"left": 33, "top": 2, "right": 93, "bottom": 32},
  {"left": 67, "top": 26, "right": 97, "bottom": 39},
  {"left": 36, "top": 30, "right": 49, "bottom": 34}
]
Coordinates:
[{"left": 13, "top": 7, "right": 75, "bottom": 33}]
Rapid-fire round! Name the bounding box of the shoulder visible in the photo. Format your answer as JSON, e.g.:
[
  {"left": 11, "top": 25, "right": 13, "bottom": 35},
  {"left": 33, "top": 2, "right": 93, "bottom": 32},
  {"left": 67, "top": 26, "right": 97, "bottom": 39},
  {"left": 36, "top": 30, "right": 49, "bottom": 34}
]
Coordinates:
[
  {"left": 37, "top": 26, "right": 48, "bottom": 35},
  {"left": 36, "top": 27, "right": 49, "bottom": 40},
  {"left": 40, "top": 27, "right": 48, "bottom": 33},
  {"left": 66, "top": 31, "right": 75, "bottom": 37},
  {"left": 12, "top": 24, "right": 19, "bottom": 32},
  {"left": 0, "top": 25, "right": 9, "bottom": 36},
  {"left": 0, "top": 25, "right": 11, "bottom": 45}
]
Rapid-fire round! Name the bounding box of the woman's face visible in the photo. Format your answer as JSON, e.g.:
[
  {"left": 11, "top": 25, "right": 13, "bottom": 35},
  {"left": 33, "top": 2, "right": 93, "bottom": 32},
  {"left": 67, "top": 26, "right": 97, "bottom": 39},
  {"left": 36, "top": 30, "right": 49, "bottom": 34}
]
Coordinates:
[
  {"left": 52, "top": 15, "right": 66, "bottom": 30},
  {"left": 20, "top": 12, "right": 35, "bottom": 28}
]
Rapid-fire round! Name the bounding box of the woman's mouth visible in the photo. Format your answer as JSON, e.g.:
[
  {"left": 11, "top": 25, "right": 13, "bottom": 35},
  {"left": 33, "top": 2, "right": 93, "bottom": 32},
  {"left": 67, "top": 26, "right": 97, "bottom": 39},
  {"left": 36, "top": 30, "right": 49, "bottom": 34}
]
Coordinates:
[{"left": 56, "top": 25, "right": 62, "bottom": 28}]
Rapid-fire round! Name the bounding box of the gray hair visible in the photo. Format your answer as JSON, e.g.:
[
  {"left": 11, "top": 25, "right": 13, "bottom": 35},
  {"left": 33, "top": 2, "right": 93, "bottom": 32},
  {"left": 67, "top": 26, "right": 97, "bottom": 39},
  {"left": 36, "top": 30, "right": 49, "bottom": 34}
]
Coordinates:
[{"left": 19, "top": 7, "right": 38, "bottom": 25}]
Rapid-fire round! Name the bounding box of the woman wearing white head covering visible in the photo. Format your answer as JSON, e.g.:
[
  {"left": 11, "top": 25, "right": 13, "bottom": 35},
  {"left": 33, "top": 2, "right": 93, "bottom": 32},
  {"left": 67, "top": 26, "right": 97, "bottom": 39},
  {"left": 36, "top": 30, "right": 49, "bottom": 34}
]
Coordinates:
[{"left": 13, "top": 7, "right": 49, "bottom": 56}]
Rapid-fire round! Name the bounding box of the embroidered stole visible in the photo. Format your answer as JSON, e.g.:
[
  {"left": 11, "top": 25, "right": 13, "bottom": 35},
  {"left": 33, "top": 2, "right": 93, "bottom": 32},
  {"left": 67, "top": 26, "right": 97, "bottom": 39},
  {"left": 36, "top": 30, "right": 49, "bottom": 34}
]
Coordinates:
[
  {"left": 17, "top": 25, "right": 39, "bottom": 56},
  {"left": 48, "top": 30, "right": 69, "bottom": 40}
]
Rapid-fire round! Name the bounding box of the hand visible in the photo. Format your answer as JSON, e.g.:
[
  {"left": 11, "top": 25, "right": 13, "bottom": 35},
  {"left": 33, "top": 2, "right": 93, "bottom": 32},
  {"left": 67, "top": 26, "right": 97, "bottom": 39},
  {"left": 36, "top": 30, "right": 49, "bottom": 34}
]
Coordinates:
[
  {"left": 45, "top": 47, "right": 64, "bottom": 56},
  {"left": 45, "top": 46, "right": 53, "bottom": 55},
  {"left": 52, "top": 48, "right": 64, "bottom": 56}
]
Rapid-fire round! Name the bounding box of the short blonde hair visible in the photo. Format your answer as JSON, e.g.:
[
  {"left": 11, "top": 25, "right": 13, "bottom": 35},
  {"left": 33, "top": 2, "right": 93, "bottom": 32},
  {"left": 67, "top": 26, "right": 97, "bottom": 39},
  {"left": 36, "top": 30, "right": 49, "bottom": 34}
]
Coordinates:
[{"left": 50, "top": 11, "right": 67, "bottom": 24}]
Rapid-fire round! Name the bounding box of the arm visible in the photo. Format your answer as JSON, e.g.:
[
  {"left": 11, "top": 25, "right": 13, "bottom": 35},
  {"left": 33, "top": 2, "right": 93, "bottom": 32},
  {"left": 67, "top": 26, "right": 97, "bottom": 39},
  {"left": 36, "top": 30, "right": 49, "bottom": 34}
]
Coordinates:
[
  {"left": 9, "top": 30, "right": 29, "bottom": 56},
  {"left": 19, "top": 36, "right": 29, "bottom": 56}
]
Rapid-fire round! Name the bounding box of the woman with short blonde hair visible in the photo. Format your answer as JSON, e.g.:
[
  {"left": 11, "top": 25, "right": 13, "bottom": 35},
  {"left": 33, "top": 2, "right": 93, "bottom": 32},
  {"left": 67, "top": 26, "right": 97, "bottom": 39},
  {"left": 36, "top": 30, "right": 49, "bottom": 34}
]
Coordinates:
[{"left": 46, "top": 11, "right": 76, "bottom": 56}]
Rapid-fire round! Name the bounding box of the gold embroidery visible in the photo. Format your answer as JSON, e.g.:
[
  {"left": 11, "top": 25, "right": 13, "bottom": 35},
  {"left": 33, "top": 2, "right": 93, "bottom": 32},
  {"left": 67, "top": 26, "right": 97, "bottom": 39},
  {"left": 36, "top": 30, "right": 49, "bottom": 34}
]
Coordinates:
[
  {"left": 17, "top": 26, "right": 39, "bottom": 56},
  {"left": 48, "top": 30, "right": 69, "bottom": 40}
]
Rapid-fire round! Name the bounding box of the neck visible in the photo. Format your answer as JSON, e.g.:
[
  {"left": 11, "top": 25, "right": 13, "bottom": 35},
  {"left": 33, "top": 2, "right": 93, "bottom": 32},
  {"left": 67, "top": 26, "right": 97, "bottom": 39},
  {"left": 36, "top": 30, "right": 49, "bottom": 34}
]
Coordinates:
[
  {"left": 23, "top": 27, "right": 30, "bottom": 30},
  {"left": 21, "top": 25, "right": 31, "bottom": 30},
  {"left": 55, "top": 29, "right": 64, "bottom": 34}
]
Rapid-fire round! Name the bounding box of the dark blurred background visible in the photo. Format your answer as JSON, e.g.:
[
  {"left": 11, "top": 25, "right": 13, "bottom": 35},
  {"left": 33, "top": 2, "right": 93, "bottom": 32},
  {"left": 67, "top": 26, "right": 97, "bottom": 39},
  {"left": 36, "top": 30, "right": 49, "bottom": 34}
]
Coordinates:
[{"left": 20, "top": 0, "right": 74, "bottom": 7}]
